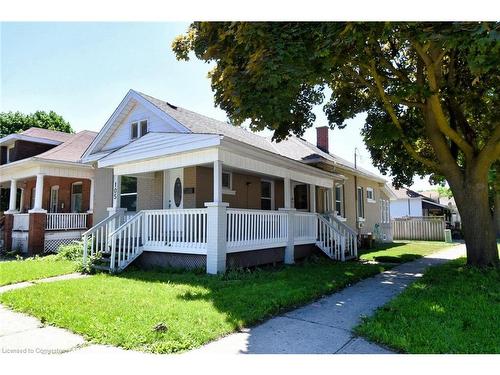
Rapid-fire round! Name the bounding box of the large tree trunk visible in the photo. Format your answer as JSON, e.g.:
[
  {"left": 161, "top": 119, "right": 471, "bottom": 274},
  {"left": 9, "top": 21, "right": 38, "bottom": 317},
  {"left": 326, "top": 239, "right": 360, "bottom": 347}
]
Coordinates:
[{"left": 452, "top": 172, "right": 499, "bottom": 267}]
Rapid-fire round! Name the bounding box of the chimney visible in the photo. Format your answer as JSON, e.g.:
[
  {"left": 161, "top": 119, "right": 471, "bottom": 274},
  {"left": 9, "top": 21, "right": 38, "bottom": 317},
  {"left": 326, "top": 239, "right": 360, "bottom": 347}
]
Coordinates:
[{"left": 316, "top": 126, "right": 329, "bottom": 153}]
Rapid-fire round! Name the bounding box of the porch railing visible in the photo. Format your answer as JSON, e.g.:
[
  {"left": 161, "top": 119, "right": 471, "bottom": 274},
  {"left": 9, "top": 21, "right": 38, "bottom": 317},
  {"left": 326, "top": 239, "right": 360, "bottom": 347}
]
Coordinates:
[
  {"left": 226, "top": 209, "right": 288, "bottom": 252},
  {"left": 293, "top": 212, "right": 317, "bottom": 244},
  {"left": 46, "top": 213, "right": 89, "bottom": 231},
  {"left": 12, "top": 214, "right": 29, "bottom": 231},
  {"left": 143, "top": 209, "right": 208, "bottom": 251},
  {"left": 324, "top": 213, "right": 358, "bottom": 259},
  {"left": 82, "top": 210, "right": 133, "bottom": 261}
]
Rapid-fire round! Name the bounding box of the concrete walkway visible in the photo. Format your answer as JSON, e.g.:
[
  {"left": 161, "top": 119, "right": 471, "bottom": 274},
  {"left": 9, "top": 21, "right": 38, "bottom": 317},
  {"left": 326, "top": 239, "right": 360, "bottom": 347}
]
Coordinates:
[
  {"left": 0, "top": 245, "right": 465, "bottom": 355},
  {"left": 190, "top": 244, "right": 465, "bottom": 354},
  {"left": 0, "top": 273, "right": 88, "bottom": 354}
]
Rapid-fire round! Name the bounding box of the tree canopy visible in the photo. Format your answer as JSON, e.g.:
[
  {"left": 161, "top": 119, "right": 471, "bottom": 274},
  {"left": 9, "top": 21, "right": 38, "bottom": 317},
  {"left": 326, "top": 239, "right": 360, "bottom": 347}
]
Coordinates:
[
  {"left": 0, "top": 110, "right": 73, "bottom": 137},
  {"left": 173, "top": 22, "right": 499, "bottom": 266}
]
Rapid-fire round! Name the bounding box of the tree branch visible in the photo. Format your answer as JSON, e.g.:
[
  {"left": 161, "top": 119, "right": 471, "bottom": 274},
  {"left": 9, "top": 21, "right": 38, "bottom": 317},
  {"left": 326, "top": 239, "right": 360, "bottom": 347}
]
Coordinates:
[
  {"left": 475, "top": 123, "right": 500, "bottom": 177},
  {"left": 413, "top": 41, "right": 475, "bottom": 160},
  {"left": 366, "top": 60, "right": 441, "bottom": 171}
]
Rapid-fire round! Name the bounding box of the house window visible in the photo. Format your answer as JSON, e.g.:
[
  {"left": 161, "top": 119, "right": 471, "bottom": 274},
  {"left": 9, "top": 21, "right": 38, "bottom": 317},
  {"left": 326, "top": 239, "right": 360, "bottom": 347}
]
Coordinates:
[
  {"left": 71, "top": 182, "right": 83, "bottom": 213},
  {"left": 174, "top": 177, "right": 182, "bottom": 207},
  {"left": 357, "top": 187, "right": 365, "bottom": 219},
  {"left": 335, "top": 184, "right": 345, "bottom": 217},
  {"left": 294, "top": 184, "right": 308, "bottom": 210},
  {"left": 131, "top": 122, "right": 138, "bottom": 139},
  {"left": 366, "top": 187, "right": 375, "bottom": 203},
  {"left": 261, "top": 180, "right": 274, "bottom": 210},
  {"left": 120, "top": 176, "right": 137, "bottom": 212},
  {"left": 130, "top": 120, "right": 148, "bottom": 140},
  {"left": 140, "top": 120, "right": 148, "bottom": 136},
  {"left": 50, "top": 186, "right": 59, "bottom": 213},
  {"left": 222, "top": 172, "right": 232, "bottom": 189}
]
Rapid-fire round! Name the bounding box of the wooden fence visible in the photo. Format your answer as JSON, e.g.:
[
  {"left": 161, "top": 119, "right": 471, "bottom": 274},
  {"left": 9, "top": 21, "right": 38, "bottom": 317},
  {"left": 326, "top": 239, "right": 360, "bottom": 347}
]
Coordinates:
[{"left": 392, "top": 216, "right": 445, "bottom": 241}]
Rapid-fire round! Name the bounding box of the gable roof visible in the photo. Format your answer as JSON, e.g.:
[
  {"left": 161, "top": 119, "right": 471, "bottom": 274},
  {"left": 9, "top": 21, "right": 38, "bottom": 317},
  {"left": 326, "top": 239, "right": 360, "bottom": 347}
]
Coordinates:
[{"left": 85, "top": 89, "right": 387, "bottom": 184}]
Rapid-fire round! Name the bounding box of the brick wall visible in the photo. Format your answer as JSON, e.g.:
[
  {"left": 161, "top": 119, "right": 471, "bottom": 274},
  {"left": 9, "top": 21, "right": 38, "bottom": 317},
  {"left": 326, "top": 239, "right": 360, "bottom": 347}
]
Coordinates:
[{"left": 20, "top": 176, "right": 91, "bottom": 213}]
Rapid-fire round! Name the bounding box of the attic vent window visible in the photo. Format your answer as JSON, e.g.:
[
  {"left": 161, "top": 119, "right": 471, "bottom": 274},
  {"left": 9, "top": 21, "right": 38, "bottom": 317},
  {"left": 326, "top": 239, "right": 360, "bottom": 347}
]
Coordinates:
[
  {"left": 166, "top": 102, "right": 178, "bottom": 110},
  {"left": 130, "top": 119, "right": 148, "bottom": 140}
]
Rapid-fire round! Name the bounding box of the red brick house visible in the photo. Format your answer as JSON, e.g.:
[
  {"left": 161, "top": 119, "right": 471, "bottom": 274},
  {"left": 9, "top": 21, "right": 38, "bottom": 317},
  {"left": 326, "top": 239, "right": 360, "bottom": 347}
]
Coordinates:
[{"left": 0, "top": 128, "right": 97, "bottom": 254}]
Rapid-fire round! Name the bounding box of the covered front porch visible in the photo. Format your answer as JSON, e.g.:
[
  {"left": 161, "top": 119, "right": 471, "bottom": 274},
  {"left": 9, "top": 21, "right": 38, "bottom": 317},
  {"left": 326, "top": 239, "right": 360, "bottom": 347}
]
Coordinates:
[
  {"left": 84, "top": 133, "right": 355, "bottom": 273},
  {"left": 1, "top": 160, "right": 95, "bottom": 254}
]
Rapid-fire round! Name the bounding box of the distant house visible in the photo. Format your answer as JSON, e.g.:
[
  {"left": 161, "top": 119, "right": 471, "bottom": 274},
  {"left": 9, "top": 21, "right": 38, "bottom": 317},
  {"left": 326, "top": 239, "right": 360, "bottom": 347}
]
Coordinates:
[
  {"left": 389, "top": 185, "right": 452, "bottom": 221},
  {"left": 0, "top": 128, "right": 97, "bottom": 254}
]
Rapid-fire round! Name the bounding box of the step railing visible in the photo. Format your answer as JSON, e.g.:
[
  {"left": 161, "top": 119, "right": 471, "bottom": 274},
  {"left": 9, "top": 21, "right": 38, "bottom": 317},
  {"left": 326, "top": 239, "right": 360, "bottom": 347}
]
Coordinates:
[
  {"left": 46, "top": 213, "right": 88, "bottom": 230},
  {"left": 317, "top": 214, "right": 345, "bottom": 260},
  {"left": 82, "top": 211, "right": 132, "bottom": 264},
  {"left": 109, "top": 211, "right": 145, "bottom": 272},
  {"left": 226, "top": 208, "right": 288, "bottom": 251},
  {"left": 324, "top": 213, "right": 358, "bottom": 259}
]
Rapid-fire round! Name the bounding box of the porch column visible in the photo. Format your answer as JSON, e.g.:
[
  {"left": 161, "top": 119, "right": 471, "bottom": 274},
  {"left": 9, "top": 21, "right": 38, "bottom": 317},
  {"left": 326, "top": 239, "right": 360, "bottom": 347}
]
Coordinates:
[
  {"left": 328, "top": 187, "right": 334, "bottom": 213},
  {"left": 7, "top": 179, "right": 17, "bottom": 213},
  {"left": 213, "top": 160, "right": 222, "bottom": 203},
  {"left": 205, "top": 202, "right": 228, "bottom": 274},
  {"left": 108, "top": 174, "right": 125, "bottom": 216},
  {"left": 284, "top": 177, "right": 292, "bottom": 209},
  {"left": 30, "top": 174, "right": 46, "bottom": 213},
  {"left": 310, "top": 184, "right": 316, "bottom": 213},
  {"left": 87, "top": 177, "right": 94, "bottom": 213}
]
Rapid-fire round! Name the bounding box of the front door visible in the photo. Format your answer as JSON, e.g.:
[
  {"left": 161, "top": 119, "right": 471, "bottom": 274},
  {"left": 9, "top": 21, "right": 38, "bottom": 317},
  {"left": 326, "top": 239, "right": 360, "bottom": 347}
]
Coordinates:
[{"left": 168, "top": 168, "right": 183, "bottom": 209}]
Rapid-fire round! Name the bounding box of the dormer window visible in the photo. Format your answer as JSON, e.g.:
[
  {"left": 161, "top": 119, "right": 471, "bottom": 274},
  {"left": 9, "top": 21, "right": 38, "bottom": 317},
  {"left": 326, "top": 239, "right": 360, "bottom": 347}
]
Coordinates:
[{"left": 130, "top": 120, "right": 148, "bottom": 140}]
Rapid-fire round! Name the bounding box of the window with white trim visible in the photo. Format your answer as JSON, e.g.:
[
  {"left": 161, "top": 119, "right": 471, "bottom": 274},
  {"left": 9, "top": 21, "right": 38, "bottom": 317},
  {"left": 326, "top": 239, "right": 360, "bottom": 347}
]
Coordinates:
[
  {"left": 71, "top": 182, "right": 83, "bottom": 213},
  {"left": 366, "top": 187, "right": 375, "bottom": 203},
  {"left": 357, "top": 187, "right": 365, "bottom": 219},
  {"left": 120, "top": 176, "right": 137, "bottom": 212},
  {"left": 261, "top": 180, "right": 274, "bottom": 210},
  {"left": 50, "top": 186, "right": 59, "bottom": 213},
  {"left": 335, "top": 184, "right": 345, "bottom": 218},
  {"left": 130, "top": 119, "right": 148, "bottom": 140},
  {"left": 222, "top": 172, "right": 232, "bottom": 189}
]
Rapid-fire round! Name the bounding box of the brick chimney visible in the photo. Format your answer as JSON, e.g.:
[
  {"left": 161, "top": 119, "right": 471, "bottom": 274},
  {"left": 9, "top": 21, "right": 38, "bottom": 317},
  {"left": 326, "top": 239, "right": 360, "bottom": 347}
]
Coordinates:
[{"left": 316, "top": 126, "right": 329, "bottom": 153}]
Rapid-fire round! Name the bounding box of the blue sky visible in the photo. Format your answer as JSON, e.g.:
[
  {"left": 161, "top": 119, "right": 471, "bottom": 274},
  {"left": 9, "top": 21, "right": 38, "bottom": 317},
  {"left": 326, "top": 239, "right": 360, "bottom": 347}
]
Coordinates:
[{"left": 1, "top": 22, "right": 432, "bottom": 190}]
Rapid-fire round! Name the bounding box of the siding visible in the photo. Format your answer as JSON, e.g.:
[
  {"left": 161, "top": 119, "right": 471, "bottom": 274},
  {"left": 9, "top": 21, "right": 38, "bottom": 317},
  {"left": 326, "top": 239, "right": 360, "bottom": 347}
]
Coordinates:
[
  {"left": 390, "top": 198, "right": 423, "bottom": 218},
  {"left": 93, "top": 168, "right": 113, "bottom": 223},
  {"left": 102, "top": 103, "right": 181, "bottom": 151},
  {"left": 8, "top": 140, "right": 55, "bottom": 163}
]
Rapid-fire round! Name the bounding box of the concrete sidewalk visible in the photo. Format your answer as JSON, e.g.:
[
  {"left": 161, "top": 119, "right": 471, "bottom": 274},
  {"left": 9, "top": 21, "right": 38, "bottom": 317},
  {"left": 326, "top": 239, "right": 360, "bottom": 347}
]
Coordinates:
[
  {"left": 0, "top": 245, "right": 465, "bottom": 356},
  {"left": 190, "top": 244, "right": 465, "bottom": 354}
]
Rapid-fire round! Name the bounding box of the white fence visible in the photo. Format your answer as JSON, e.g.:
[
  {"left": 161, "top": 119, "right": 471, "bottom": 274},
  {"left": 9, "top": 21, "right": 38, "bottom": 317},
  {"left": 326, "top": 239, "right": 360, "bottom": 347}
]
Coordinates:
[
  {"left": 392, "top": 216, "right": 445, "bottom": 241},
  {"left": 46, "top": 213, "right": 89, "bottom": 230},
  {"left": 226, "top": 209, "right": 288, "bottom": 252},
  {"left": 12, "top": 214, "right": 29, "bottom": 231}
]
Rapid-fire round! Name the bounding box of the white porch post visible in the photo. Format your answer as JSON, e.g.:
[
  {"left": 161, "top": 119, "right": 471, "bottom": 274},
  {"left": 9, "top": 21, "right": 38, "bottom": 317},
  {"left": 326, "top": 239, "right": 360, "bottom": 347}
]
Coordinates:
[
  {"left": 205, "top": 160, "right": 227, "bottom": 274},
  {"left": 213, "top": 160, "right": 222, "bottom": 203},
  {"left": 108, "top": 173, "right": 125, "bottom": 216},
  {"left": 328, "top": 187, "right": 335, "bottom": 213},
  {"left": 310, "top": 184, "right": 316, "bottom": 213},
  {"left": 280, "top": 177, "right": 295, "bottom": 264},
  {"left": 284, "top": 177, "right": 292, "bottom": 209},
  {"left": 7, "top": 179, "right": 18, "bottom": 213},
  {"left": 29, "top": 174, "right": 46, "bottom": 213},
  {"left": 87, "top": 178, "right": 94, "bottom": 213}
]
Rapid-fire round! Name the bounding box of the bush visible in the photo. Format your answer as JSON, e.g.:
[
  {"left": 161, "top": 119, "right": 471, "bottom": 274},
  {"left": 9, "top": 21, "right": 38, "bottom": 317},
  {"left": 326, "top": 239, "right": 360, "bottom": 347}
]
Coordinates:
[{"left": 55, "top": 242, "right": 84, "bottom": 262}]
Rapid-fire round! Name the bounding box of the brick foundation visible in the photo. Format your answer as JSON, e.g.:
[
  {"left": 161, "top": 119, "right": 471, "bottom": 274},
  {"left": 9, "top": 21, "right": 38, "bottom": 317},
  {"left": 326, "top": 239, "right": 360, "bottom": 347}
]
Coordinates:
[
  {"left": 4, "top": 214, "right": 13, "bottom": 251},
  {"left": 28, "top": 212, "right": 46, "bottom": 255}
]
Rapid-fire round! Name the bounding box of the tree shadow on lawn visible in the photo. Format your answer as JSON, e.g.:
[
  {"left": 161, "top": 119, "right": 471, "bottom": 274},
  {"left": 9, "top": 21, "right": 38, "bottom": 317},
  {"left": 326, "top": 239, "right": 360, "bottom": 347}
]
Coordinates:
[{"left": 116, "top": 259, "right": 387, "bottom": 333}]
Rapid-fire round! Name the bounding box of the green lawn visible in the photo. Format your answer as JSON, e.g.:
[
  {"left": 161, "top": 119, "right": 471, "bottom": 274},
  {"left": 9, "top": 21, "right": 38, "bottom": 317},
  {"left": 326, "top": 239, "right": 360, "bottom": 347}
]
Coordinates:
[
  {"left": 0, "top": 258, "right": 386, "bottom": 353},
  {"left": 359, "top": 240, "right": 457, "bottom": 263},
  {"left": 356, "top": 255, "right": 500, "bottom": 353},
  {"left": 0, "top": 255, "right": 77, "bottom": 286}
]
